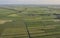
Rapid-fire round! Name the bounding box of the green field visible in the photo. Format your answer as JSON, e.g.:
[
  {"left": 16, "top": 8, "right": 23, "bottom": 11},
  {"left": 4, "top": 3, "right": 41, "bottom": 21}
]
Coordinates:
[{"left": 0, "top": 5, "right": 60, "bottom": 38}]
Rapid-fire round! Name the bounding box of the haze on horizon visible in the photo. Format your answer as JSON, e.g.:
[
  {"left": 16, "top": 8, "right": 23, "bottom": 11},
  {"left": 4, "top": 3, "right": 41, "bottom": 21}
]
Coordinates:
[{"left": 0, "top": 0, "right": 60, "bottom": 5}]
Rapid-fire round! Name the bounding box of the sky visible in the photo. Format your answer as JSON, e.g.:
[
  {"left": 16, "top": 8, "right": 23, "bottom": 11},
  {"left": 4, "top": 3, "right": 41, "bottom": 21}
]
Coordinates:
[{"left": 0, "top": 0, "right": 60, "bottom": 4}]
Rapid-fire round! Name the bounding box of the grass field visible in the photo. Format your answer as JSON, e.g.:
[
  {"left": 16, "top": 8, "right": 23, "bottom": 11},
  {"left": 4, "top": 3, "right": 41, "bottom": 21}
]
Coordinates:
[{"left": 0, "top": 5, "right": 60, "bottom": 38}]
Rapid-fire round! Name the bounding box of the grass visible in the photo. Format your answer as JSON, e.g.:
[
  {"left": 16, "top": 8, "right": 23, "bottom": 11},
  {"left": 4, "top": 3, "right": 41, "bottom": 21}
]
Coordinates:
[
  {"left": 0, "top": 6, "right": 60, "bottom": 38},
  {"left": 0, "top": 19, "right": 12, "bottom": 24}
]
